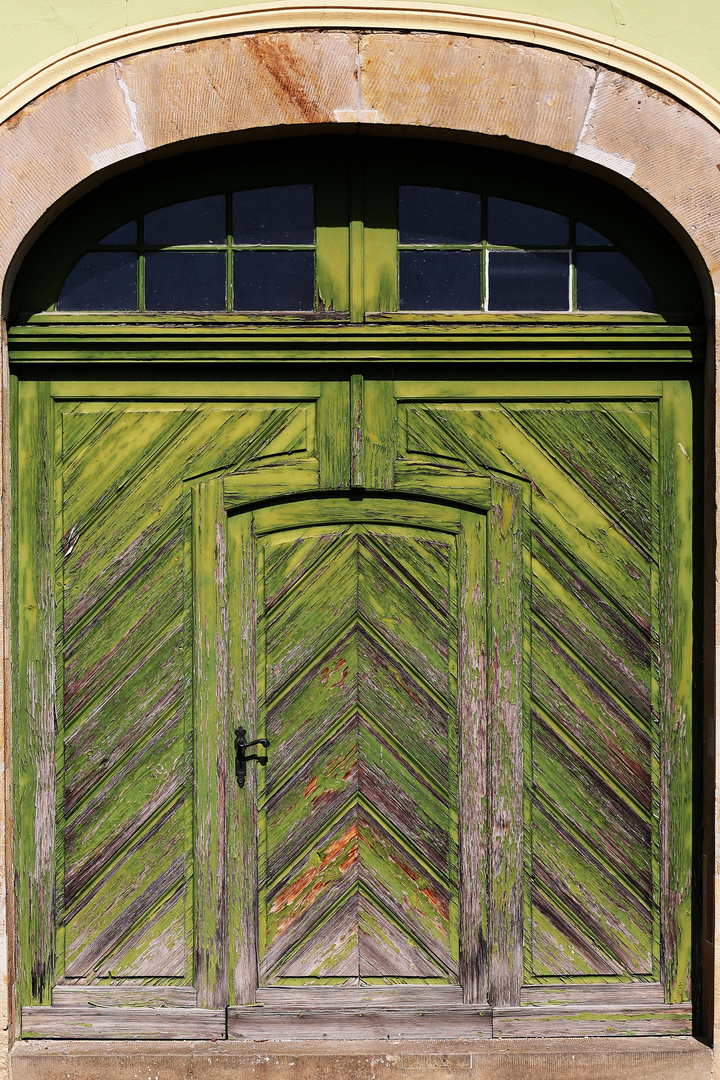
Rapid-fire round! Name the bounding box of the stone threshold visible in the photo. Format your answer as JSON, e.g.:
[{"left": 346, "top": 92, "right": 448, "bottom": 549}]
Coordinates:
[{"left": 9, "top": 1036, "right": 712, "bottom": 1080}]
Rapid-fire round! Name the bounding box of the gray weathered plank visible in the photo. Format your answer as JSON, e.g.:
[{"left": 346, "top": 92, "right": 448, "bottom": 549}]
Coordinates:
[
  {"left": 227, "top": 1005, "right": 491, "bottom": 1039},
  {"left": 51, "top": 986, "right": 197, "bottom": 1007},
  {"left": 193, "top": 480, "right": 229, "bottom": 1009},
  {"left": 658, "top": 380, "right": 693, "bottom": 1003},
  {"left": 487, "top": 480, "right": 524, "bottom": 1006},
  {"left": 228, "top": 511, "right": 259, "bottom": 1004},
  {"left": 457, "top": 509, "right": 488, "bottom": 1004},
  {"left": 492, "top": 1003, "right": 692, "bottom": 1037},
  {"left": 255, "top": 986, "right": 464, "bottom": 1005},
  {"left": 520, "top": 983, "right": 665, "bottom": 1006},
  {"left": 15, "top": 380, "right": 56, "bottom": 1006},
  {"left": 22, "top": 1007, "right": 225, "bottom": 1039}
]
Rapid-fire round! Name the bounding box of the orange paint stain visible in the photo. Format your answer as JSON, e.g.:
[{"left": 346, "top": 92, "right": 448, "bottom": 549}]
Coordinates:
[
  {"left": 390, "top": 852, "right": 419, "bottom": 883},
  {"left": 339, "top": 845, "right": 359, "bottom": 874},
  {"left": 276, "top": 880, "right": 326, "bottom": 934},
  {"left": 321, "top": 825, "right": 358, "bottom": 867},
  {"left": 320, "top": 657, "right": 348, "bottom": 686},
  {"left": 270, "top": 825, "right": 359, "bottom": 916},
  {"left": 271, "top": 865, "right": 318, "bottom": 912},
  {"left": 421, "top": 887, "right": 449, "bottom": 918}
]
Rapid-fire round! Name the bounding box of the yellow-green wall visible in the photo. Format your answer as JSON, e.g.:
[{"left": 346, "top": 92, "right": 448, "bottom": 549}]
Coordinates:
[{"left": 3, "top": 0, "right": 720, "bottom": 95}]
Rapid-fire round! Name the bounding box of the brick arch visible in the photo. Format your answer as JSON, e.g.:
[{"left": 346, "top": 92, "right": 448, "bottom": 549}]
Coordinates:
[{"left": 1, "top": 29, "right": 719, "bottom": 312}]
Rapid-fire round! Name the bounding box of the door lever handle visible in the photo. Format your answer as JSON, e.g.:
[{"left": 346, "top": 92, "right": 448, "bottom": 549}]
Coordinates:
[{"left": 235, "top": 727, "right": 270, "bottom": 787}]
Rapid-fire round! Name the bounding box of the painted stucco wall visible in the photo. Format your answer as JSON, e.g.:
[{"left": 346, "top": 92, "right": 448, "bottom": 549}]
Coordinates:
[{"left": 2, "top": 0, "right": 720, "bottom": 98}]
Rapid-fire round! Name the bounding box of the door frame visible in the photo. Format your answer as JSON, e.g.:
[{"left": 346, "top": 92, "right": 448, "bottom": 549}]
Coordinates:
[{"left": 198, "top": 469, "right": 524, "bottom": 1033}]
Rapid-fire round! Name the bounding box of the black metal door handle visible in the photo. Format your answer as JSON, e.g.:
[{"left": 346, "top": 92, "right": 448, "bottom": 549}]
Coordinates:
[{"left": 235, "top": 727, "right": 270, "bottom": 787}]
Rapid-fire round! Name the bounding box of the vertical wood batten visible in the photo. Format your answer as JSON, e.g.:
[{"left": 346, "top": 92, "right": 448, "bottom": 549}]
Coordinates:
[
  {"left": 362, "top": 379, "right": 396, "bottom": 492},
  {"left": 14, "top": 381, "right": 55, "bottom": 1007},
  {"left": 227, "top": 510, "right": 258, "bottom": 1004},
  {"left": 487, "top": 479, "right": 524, "bottom": 1006},
  {"left": 15, "top": 382, "right": 54, "bottom": 1008},
  {"left": 659, "top": 381, "right": 694, "bottom": 1002},
  {"left": 350, "top": 373, "right": 364, "bottom": 489},
  {"left": 5, "top": 325, "right": 16, "bottom": 1042},
  {"left": 317, "top": 382, "right": 350, "bottom": 490},
  {"left": 192, "top": 480, "right": 228, "bottom": 1009},
  {"left": 458, "top": 509, "right": 488, "bottom": 1003}
]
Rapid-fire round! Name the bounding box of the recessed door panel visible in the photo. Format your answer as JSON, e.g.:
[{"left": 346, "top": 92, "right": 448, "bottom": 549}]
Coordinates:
[{"left": 255, "top": 521, "right": 461, "bottom": 986}]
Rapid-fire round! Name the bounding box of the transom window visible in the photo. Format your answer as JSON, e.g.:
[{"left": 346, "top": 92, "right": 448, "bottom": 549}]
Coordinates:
[
  {"left": 11, "top": 139, "right": 701, "bottom": 321},
  {"left": 398, "top": 187, "right": 654, "bottom": 311},
  {"left": 57, "top": 185, "right": 316, "bottom": 312}
]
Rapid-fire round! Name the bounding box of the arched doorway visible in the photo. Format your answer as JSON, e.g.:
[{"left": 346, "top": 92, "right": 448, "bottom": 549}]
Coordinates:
[{"left": 9, "top": 134, "right": 704, "bottom": 1039}]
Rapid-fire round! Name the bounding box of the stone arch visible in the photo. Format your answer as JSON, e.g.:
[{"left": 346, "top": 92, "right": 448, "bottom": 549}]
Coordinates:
[{"left": 1, "top": 28, "right": 720, "bottom": 313}]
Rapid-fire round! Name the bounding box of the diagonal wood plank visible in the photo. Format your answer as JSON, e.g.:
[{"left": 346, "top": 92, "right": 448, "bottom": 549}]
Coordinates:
[{"left": 258, "top": 521, "right": 460, "bottom": 987}]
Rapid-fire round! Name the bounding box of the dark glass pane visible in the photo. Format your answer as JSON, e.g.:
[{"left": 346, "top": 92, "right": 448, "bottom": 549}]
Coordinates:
[
  {"left": 144, "top": 196, "right": 226, "bottom": 246},
  {"left": 233, "top": 251, "right": 314, "bottom": 310},
  {"left": 99, "top": 220, "right": 137, "bottom": 245},
  {"left": 399, "top": 251, "right": 481, "bottom": 310},
  {"left": 145, "top": 252, "right": 226, "bottom": 310},
  {"left": 488, "top": 250, "right": 569, "bottom": 310},
  {"left": 399, "top": 186, "right": 482, "bottom": 245},
  {"left": 57, "top": 252, "right": 137, "bottom": 310},
  {"left": 576, "top": 222, "right": 613, "bottom": 246},
  {"left": 233, "top": 185, "right": 314, "bottom": 245},
  {"left": 488, "top": 197, "right": 569, "bottom": 246},
  {"left": 576, "top": 252, "right": 656, "bottom": 311}
]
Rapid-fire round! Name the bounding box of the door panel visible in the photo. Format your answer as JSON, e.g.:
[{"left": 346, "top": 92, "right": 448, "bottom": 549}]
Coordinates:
[
  {"left": 55, "top": 399, "right": 317, "bottom": 992},
  {"left": 399, "top": 398, "right": 657, "bottom": 981},
  {"left": 252, "top": 520, "right": 462, "bottom": 987}
]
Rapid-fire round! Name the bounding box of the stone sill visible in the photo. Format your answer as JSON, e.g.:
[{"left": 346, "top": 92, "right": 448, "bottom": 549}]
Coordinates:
[{"left": 9, "top": 1036, "right": 712, "bottom": 1080}]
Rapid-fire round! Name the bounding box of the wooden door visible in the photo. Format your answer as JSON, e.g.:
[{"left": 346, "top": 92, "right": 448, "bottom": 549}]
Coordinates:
[
  {"left": 245, "top": 510, "right": 464, "bottom": 990},
  {"left": 11, "top": 368, "right": 695, "bottom": 1040},
  {"left": 225, "top": 492, "right": 518, "bottom": 1037}
]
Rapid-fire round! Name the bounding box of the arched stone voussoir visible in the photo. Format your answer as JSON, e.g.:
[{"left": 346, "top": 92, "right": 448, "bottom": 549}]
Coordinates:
[{"left": 1, "top": 27, "right": 720, "bottom": 293}]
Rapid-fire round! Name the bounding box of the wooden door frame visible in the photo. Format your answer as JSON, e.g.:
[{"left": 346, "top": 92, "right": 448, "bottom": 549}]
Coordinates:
[{"left": 197, "top": 467, "right": 524, "bottom": 1036}]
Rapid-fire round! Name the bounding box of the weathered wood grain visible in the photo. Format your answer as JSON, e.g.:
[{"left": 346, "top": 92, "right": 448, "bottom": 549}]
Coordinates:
[
  {"left": 487, "top": 480, "right": 524, "bottom": 1006},
  {"left": 492, "top": 1003, "right": 692, "bottom": 1037},
  {"left": 317, "top": 381, "right": 350, "bottom": 489},
  {"left": 193, "top": 480, "right": 229, "bottom": 1008},
  {"left": 350, "top": 373, "right": 364, "bottom": 488},
  {"left": 394, "top": 461, "right": 492, "bottom": 511},
  {"left": 457, "top": 509, "right": 488, "bottom": 1004},
  {"left": 51, "top": 986, "right": 197, "bottom": 1007},
  {"left": 531, "top": 528, "right": 651, "bottom": 720},
  {"left": 15, "top": 380, "right": 56, "bottom": 1005},
  {"left": 506, "top": 404, "right": 653, "bottom": 552},
  {"left": 520, "top": 983, "right": 665, "bottom": 1005},
  {"left": 255, "top": 985, "right": 464, "bottom": 1004},
  {"left": 227, "top": 1005, "right": 491, "bottom": 1039},
  {"left": 56, "top": 400, "right": 314, "bottom": 991},
  {"left": 256, "top": 513, "right": 462, "bottom": 988},
  {"left": 21, "top": 1006, "right": 225, "bottom": 1039},
  {"left": 228, "top": 512, "right": 259, "bottom": 1004},
  {"left": 412, "top": 404, "right": 650, "bottom": 625},
  {"left": 658, "top": 380, "right": 693, "bottom": 1002},
  {"left": 223, "top": 460, "right": 320, "bottom": 508},
  {"left": 362, "top": 379, "right": 396, "bottom": 491}
]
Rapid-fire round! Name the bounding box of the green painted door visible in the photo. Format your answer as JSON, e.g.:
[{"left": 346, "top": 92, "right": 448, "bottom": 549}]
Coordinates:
[
  {"left": 248, "top": 512, "right": 462, "bottom": 986},
  {"left": 12, "top": 369, "right": 696, "bottom": 1038}
]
